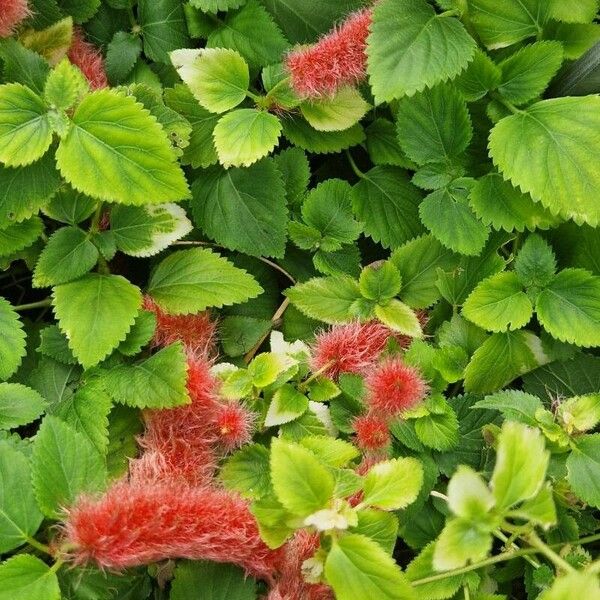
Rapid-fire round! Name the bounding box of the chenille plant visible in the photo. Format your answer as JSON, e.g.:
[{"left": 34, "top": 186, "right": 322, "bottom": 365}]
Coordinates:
[{"left": 0, "top": 0, "right": 599, "bottom": 598}]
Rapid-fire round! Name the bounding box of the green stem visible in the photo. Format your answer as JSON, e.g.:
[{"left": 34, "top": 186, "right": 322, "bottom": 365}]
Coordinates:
[
  {"left": 438, "top": 9, "right": 460, "bottom": 17},
  {"left": 25, "top": 536, "right": 52, "bottom": 555},
  {"left": 495, "top": 529, "right": 540, "bottom": 569},
  {"left": 491, "top": 92, "right": 524, "bottom": 115},
  {"left": 49, "top": 559, "right": 64, "bottom": 575},
  {"left": 298, "top": 360, "right": 336, "bottom": 392},
  {"left": 346, "top": 150, "right": 365, "bottom": 179},
  {"left": 527, "top": 532, "right": 576, "bottom": 574},
  {"left": 243, "top": 297, "right": 291, "bottom": 365},
  {"left": 13, "top": 298, "right": 52, "bottom": 311}
]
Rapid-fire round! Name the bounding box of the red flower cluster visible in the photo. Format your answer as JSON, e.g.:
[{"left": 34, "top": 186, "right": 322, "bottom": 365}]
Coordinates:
[
  {"left": 68, "top": 28, "right": 108, "bottom": 90},
  {"left": 0, "top": 0, "right": 29, "bottom": 38},
  {"left": 353, "top": 413, "right": 390, "bottom": 452},
  {"left": 285, "top": 8, "right": 372, "bottom": 99}
]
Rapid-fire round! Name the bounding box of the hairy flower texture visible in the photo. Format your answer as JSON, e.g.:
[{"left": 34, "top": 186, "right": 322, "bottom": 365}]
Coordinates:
[
  {"left": 0, "top": 0, "right": 29, "bottom": 38},
  {"left": 213, "top": 402, "right": 255, "bottom": 451},
  {"left": 285, "top": 8, "right": 372, "bottom": 99},
  {"left": 68, "top": 28, "right": 108, "bottom": 90},
  {"left": 366, "top": 357, "right": 428, "bottom": 418},
  {"left": 311, "top": 320, "right": 395, "bottom": 379},
  {"left": 65, "top": 481, "right": 282, "bottom": 579},
  {"left": 143, "top": 296, "right": 218, "bottom": 359},
  {"left": 268, "top": 531, "right": 334, "bottom": 600},
  {"left": 353, "top": 413, "right": 390, "bottom": 452}
]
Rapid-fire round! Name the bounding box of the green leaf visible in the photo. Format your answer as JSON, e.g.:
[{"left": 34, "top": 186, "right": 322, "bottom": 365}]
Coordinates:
[
  {"left": 352, "top": 509, "right": 399, "bottom": 554},
  {"left": 559, "top": 394, "right": 600, "bottom": 434},
  {"left": 270, "top": 437, "right": 334, "bottom": 517},
  {"left": 535, "top": 269, "right": 600, "bottom": 347},
  {"left": 362, "top": 457, "right": 423, "bottom": 511},
  {"left": 447, "top": 465, "right": 494, "bottom": 521},
  {"left": 390, "top": 235, "right": 458, "bottom": 309},
  {"left": 0, "top": 83, "right": 52, "bottom": 167},
  {"left": 514, "top": 234, "right": 556, "bottom": 289},
  {"left": 498, "top": 42, "right": 564, "bottom": 105},
  {"left": 101, "top": 343, "right": 189, "bottom": 409},
  {"left": 285, "top": 276, "right": 362, "bottom": 324},
  {"left": 282, "top": 116, "right": 365, "bottom": 154},
  {"left": 462, "top": 271, "right": 533, "bottom": 332},
  {"left": 43, "top": 185, "right": 96, "bottom": 225},
  {"left": 489, "top": 96, "right": 600, "bottom": 226},
  {"left": 473, "top": 389, "right": 543, "bottom": 426},
  {"left": 273, "top": 147, "right": 310, "bottom": 208},
  {"left": 375, "top": 299, "right": 423, "bottom": 337},
  {"left": 464, "top": 330, "right": 547, "bottom": 393},
  {"left": 420, "top": 181, "right": 489, "bottom": 256},
  {"left": 0, "top": 216, "right": 43, "bottom": 257},
  {"left": 207, "top": 0, "right": 288, "bottom": 67},
  {"left": 117, "top": 310, "right": 156, "bottom": 356},
  {"left": 32, "top": 226, "right": 98, "bottom": 288},
  {"left": 433, "top": 517, "right": 493, "bottom": 570},
  {"left": 264, "top": 384, "right": 308, "bottom": 427},
  {"left": 360, "top": 262, "right": 402, "bottom": 303},
  {"left": 0, "top": 555, "right": 60, "bottom": 600},
  {"left": 0, "top": 39, "right": 50, "bottom": 96},
  {"left": 491, "top": 421, "right": 549, "bottom": 510},
  {"left": 138, "top": 0, "right": 190, "bottom": 63},
  {"left": 468, "top": 0, "right": 552, "bottom": 49},
  {"left": 301, "top": 87, "right": 370, "bottom": 132},
  {"left": 544, "top": 21, "right": 600, "bottom": 60},
  {"left": 171, "top": 560, "right": 256, "bottom": 600},
  {"left": 414, "top": 404, "right": 459, "bottom": 451},
  {"left": 0, "top": 443, "right": 44, "bottom": 553},
  {"left": 0, "top": 383, "right": 46, "bottom": 430},
  {"left": 52, "top": 273, "right": 142, "bottom": 368},
  {"left": 56, "top": 90, "right": 189, "bottom": 205},
  {"left": 31, "top": 415, "right": 106, "bottom": 518},
  {"left": 57, "top": 0, "right": 99, "bottom": 23},
  {"left": 220, "top": 443, "right": 271, "bottom": 499},
  {"left": 539, "top": 572, "right": 600, "bottom": 600},
  {"left": 43, "top": 59, "right": 88, "bottom": 111},
  {"left": 213, "top": 109, "right": 281, "bottom": 168},
  {"left": 566, "top": 434, "right": 600, "bottom": 508},
  {"left": 508, "top": 483, "right": 556, "bottom": 528},
  {"left": 189, "top": 0, "right": 246, "bottom": 12},
  {"left": 365, "top": 118, "right": 413, "bottom": 168},
  {"left": 191, "top": 160, "right": 287, "bottom": 258},
  {"left": 549, "top": 0, "right": 599, "bottom": 23},
  {"left": 105, "top": 32, "right": 142, "bottom": 83},
  {"left": 395, "top": 83, "right": 472, "bottom": 165},
  {"left": 0, "top": 297, "right": 26, "bottom": 381},
  {"left": 468, "top": 173, "right": 558, "bottom": 233},
  {"left": 148, "top": 248, "right": 262, "bottom": 314},
  {"left": 325, "top": 533, "right": 416, "bottom": 600},
  {"left": 171, "top": 47, "right": 249, "bottom": 113},
  {"left": 299, "top": 436, "right": 359, "bottom": 468},
  {"left": 455, "top": 49, "right": 502, "bottom": 101},
  {"left": 351, "top": 166, "right": 423, "bottom": 249},
  {"left": 367, "top": 0, "right": 475, "bottom": 102},
  {"left": 219, "top": 316, "right": 271, "bottom": 358}
]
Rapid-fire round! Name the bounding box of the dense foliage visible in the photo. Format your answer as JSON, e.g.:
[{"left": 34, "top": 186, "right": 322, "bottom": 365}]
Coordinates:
[{"left": 0, "top": 0, "right": 599, "bottom": 598}]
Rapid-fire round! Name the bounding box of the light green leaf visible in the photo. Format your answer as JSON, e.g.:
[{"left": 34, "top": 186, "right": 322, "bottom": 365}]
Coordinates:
[
  {"left": 549, "top": 0, "right": 599, "bottom": 23},
  {"left": 414, "top": 404, "right": 459, "bottom": 451},
  {"left": 498, "top": 41, "right": 563, "bottom": 105},
  {"left": 282, "top": 116, "right": 365, "bottom": 154},
  {"left": 367, "top": 0, "right": 476, "bottom": 101},
  {"left": 0, "top": 297, "right": 26, "bottom": 381},
  {"left": 105, "top": 32, "right": 142, "bottom": 83},
  {"left": 468, "top": 0, "right": 552, "bottom": 49},
  {"left": 508, "top": 483, "right": 556, "bottom": 528},
  {"left": 365, "top": 118, "right": 413, "bottom": 168},
  {"left": 285, "top": 276, "right": 362, "bottom": 324},
  {"left": 514, "top": 234, "right": 556, "bottom": 289},
  {"left": 273, "top": 146, "right": 310, "bottom": 208},
  {"left": 491, "top": 421, "right": 549, "bottom": 510},
  {"left": 207, "top": 0, "right": 288, "bottom": 67},
  {"left": 395, "top": 83, "right": 472, "bottom": 165},
  {"left": 220, "top": 443, "right": 271, "bottom": 499},
  {"left": 462, "top": 271, "right": 533, "bottom": 332},
  {"left": 433, "top": 518, "right": 492, "bottom": 570},
  {"left": 352, "top": 509, "right": 399, "bottom": 554},
  {"left": 43, "top": 59, "right": 88, "bottom": 111},
  {"left": 464, "top": 330, "right": 547, "bottom": 393},
  {"left": 138, "top": 0, "right": 190, "bottom": 63},
  {"left": 536, "top": 269, "right": 600, "bottom": 347},
  {"left": 52, "top": 273, "right": 142, "bottom": 368},
  {"left": 191, "top": 160, "right": 287, "bottom": 258},
  {"left": 56, "top": 90, "right": 190, "bottom": 205},
  {"left": 189, "top": 0, "right": 247, "bottom": 13},
  {"left": 265, "top": 384, "right": 308, "bottom": 427},
  {"left": 566, "top": 434, "right": 600, "bottom": 508},
  {"left": 559, "top": 394, "right": 600, "bottom": 434},
  {"left": 31, "top": 415, "right": 106, "bottom": 518},
  {"left": 455, "top": 48, "right": 502, "bottom": 101},
  {"left": 171, "top": 47, "right": 249, "bottom": 113},
  {"left": 301, "top": 87, "right": 369, "bottom": 132},
  {"left": 539, "top": 572, "right": 600, "bottom": 600},
  {"left": 0, "top": 38, "right": 50, "bottom": 95},
  {"left": 0, "top": 555, "right": 60, "bottom": 600},
  {"left": 213, "top": 109, "right": 281, "bottom": 168},
  {"left": 447, "top": 465, "right": 494, "bottom": 520},
  {"left": 359, "top": 262, "right": 402, "bottom": 303},
  {"left": 270, "top": 437, "right": 334, "bottom": 517},
  {"left": 420, "top": 182, "right": 489, "bottom": 256},
  {"left": 0, "top": 443, "right": 44, "bottom": 553},
  {"left": 0, "top": 383, "right": 46, "bottom": 430},
  {"left": 117, "top": 310, "right": 156, "bottom": 356},
  {"left": 148, "top": 247, "right": 262, "bottom": 314},
  {"left": 375, "top": 299, "right": 423, "bottom": 337},
  {"left": 489, "top": 96, "right": 600, "bottom": 226},
  {"left": 0, "top": 83, "right": 52, "bottom": 167},
  {"left": 325, "top": 533, "right": 416, "bottom": 600},
  {"left": 33, "top": 226, "right": 99, "bottom": 288},
  {"left": 43, "top": 185, "right": 96, "bottom": 225},
  {"left": 351, "top": 166, "right": 423, "bottom": 249},
  {"left": 362, "top": 457, "right": 423, "bottom": 511},
  {"left": 299, "top": 436, "right": 359, "bottom": 468},
  {"left": 0, "top": 216, "right": 43, "bottom": 257},
  {"left": 473, "top": 389, "right": 543, "bottom": 426},
  {"left": 468, "top": 173, "right": 558, "bottom": 233}
]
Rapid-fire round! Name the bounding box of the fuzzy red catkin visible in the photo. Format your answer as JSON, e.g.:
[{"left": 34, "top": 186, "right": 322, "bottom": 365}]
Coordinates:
[
  {"left": 353, "top": 412, "right": 391, "bottom": 452},
  {"left": 285, "top": 8, "right": 372, "bottom": 99},
  {"left": 68, "top": 27, "right": 108, "bottom": 90},
  {"left": 0, "top": 0, "right": 30, "bottom": 38}
]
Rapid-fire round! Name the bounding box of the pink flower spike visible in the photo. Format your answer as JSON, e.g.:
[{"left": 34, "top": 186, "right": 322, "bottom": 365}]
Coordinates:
[
  {"left": 68, "top": 28, "right": 108, "bottom": 90},
  {"left": 285, "top": 8, "right": 372, "bottom": 99},
  {"left": 0, "top": 0, "right": 30, "bottom": 38},
  {"left": 366, "top": 357, "right": 428, "bottom": 418},
  {"left": 214, "top": 402, "right": 255, "bottom": 451},
  {"left": 353, "top": 413, "right": 390, "bottom": 452}
]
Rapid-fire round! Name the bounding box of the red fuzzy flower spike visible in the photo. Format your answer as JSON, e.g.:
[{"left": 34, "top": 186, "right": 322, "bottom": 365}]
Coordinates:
[
  {"left": 68, "top": 28, "right": 108, "bottom": 89},
  {"left": 65, "top": 481, "right": 282, "bottom": 579},
  {"left": 353, "top": 413, "right": 390, "bottom": 452},
  {"left": 143, "top": 296, "right": 218, "bottom": 360},
  {"left": 366, "top": 357, "right": 428, "bottom": 418},
  {"left": 285, "top": 8, "right": 372, "bottom": 99},
  {"left": 0, "top": 0, "right": 29, "bottom": 37},
  {"left": 311, "top": 321, "right": 394, "bottom": 379},
  {"left": 213, "top": 402, "right": 255, "bottom": 451}
]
